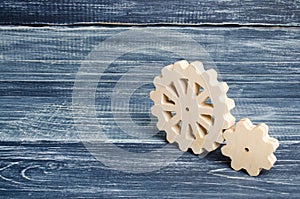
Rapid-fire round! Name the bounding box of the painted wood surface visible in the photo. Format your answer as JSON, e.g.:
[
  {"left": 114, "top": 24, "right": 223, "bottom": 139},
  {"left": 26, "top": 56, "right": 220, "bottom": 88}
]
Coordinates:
[
  {"left": 0, "top": 141, "right": 299, "bottom": 197},
  {"left": 1, "top": 0, "right": 300, "bottom": 197},
  {"left": 0, "top": 26, "right": 299, "bottom": 197},
  {"left": 0, "top": 26, "right": 299, "bottom": 140},
  {"left": 0, "top": 0, "right": 299, "bottom": 25}
]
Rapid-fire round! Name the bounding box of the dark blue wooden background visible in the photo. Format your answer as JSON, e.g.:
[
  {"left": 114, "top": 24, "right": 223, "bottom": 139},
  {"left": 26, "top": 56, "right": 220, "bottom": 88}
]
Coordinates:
[{"left": 0, "top": 1, "right": 299, "bottom": 198}]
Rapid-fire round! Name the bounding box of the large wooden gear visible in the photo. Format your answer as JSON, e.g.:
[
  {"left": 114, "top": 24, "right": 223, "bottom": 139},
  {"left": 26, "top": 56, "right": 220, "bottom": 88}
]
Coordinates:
[{"left": 150, "top": 60, "right": 235, "bottom": 154}]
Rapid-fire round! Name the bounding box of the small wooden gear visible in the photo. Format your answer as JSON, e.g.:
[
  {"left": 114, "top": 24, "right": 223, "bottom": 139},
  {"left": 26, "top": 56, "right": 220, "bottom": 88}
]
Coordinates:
[
  {"left": 150, "top": 60, "right": 235, "bottom": 154},
  {"left": 221, "top": 118, "right": 279, "bottom": 176}
]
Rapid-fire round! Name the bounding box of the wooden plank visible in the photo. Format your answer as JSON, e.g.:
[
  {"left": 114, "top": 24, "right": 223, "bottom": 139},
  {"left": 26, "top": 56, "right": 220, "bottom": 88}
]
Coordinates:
[
  {"left": 0, "top": 141, "right": 299, "bottom": 197},
  {"left": 0, "top": 26, "right": 299, "bottom": 142},
  {"left": 1, "top": 97, "right": 299, "bottom": 142},
  {"left": 0, "top": 0, "right": 299, "bottom": 26}
]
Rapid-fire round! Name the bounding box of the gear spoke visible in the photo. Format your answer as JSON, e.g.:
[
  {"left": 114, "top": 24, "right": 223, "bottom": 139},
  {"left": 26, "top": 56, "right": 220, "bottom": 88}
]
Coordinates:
[
  {"left": 180, "top": 120, "right": 193, "bottom": 140},
  {"left": 180, "top": 120, "right": 189, "bottom": 135},
  {"left": 161, "top": 103, "right": 176, "bottom": 111},
  {"left": 187, "top": 79, "right": 195, "bottom": 97},
  {"left": 197, "top": 115, "right": 212, "bottom": 130},
  {"left": 162, "top": 87, "right": 178, "bottom": 102},
  {"left": 198, "top": 104, "right": 213, "bottom": 116},
  {"left": 191, "top": 122, "right": 205, "bottom": 139},
  {"left": 173, "top": 79, "right": 185, "bottom": 97}
]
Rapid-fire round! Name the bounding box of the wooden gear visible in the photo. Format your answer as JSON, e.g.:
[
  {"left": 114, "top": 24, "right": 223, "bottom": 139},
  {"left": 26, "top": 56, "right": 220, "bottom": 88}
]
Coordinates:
[
  {"left": 221, "top": 118, "right": 279, "bottom": 176},
  {"left": 150, "top": 60, "right": 235, "bottom": 154}
]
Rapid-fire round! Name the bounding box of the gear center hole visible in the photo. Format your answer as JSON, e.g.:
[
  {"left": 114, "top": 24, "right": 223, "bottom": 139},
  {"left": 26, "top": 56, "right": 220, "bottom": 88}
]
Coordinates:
[{"left": 244, "top": 147, "right": 250, "bottom": 152}]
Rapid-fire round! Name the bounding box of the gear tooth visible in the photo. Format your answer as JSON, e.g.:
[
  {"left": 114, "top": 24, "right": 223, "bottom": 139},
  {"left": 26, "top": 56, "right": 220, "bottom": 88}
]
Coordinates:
[
  {"left": 226, "top": 98, "right": 235, "bottom": 111},
  {"left": 149, "top": 90, "right": 157, "bottom": 101},
  {"left": 248, "top": 168, "right": 261, "bottom": 177},
  {"left": 151, "top": 105, "right": 167, "bottom": 130},
  {"left": 255, "top": 123, "right": 268, "bottom": 136},
  {"left": 153, "top": 76, "right": 160, "bottom": 84},
  {"left": 219, "top": 82, "right": 229, "bottom": 93},
  {"left": 166, "top": 132, "right": 177, "bottom": 143},
  {"left": 191, "top": 146, "right": 204, "bottom": 155},
  {"left": 191, "top": 137, "right": 205, "bottom": 154},
  {"left": 156, "top": 114, "right": 168, "bottom": 130},
  {"left": 221, "top": 143, "right": 234, "bottom": 158},
  {"left": 240, "top": 118, "right": 251, "bottom": 124},
  {"left": 174, "top": 60, "right": 189, "bottom": 69},
  {"left": 149, "top": 90, "right": 161, "bottom": 104},
  {"left": 190, "top": 61, "right": 205, "bottom": 73},
  {"left": 222, "top": 113, "right": 236, "bottom": 129},
  {"left": 161, "top": 64, "right": 173, "bottom": 77},
  {"left": 262, "top": 154, "right": 276, "bottom": 170},
  {"left": 173, "top": 60, "right": 189, "bottom": 72},
  {"left": 153, "top": 76, "right": 163, "bottom": 87},
  {"left": 201, "top": 68, "right": 218, "bottom": 88},
  {"left": 268, "top": 137, "right": 279, "bottom": 150},
  {"left": 267, "top": 154, "right": 277, "bottom": 168},
  {"left": 231, "top": 159, "right": 243, "bottom": 171},
  {"left": 264, "top": 141, "right": 277, "bottom": 156},
  {"left": 237, "top": 118, "right": 254, "bottom": 131},
  {"left": 150, "top": 105, "right": 161, "bottom": 117},
  {"left": 177, "top": 140, "right": 190, "bottom": 152},
  {"left": 157, "top": 121, "right": 166, "bottom": 130},
  {"left": 206, "top": 69, "right": 218, "bottom": 82},
  {"left": 212, "top": 82, "right": 228, "bottom": 96},
  {"left": 221, "top": 145, "right": 230, "bottom": 157},
  {"left": 252, "top": 123, "right": 268, "bottom": 139},
  {"left": 204, "top": 141, "right": 219, "bottom": 152},
  {"left": 187, "top": 62, "right": 196, "bottom": 75}
]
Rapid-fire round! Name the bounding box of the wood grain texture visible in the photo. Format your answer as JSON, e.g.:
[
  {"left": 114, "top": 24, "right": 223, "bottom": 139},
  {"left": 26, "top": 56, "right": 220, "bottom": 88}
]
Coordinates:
[
  {"left": 0, "top": 0, "right": 299, "bottom": 26},
  {"left": 0, "top": 141, "right": 299, "bottom": 197},
  {"left": 0, "top": 26, "right": 299, "bottom": 197},
  {"left": 0, "top": 26, "right": 299, "bottom": 140}
]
